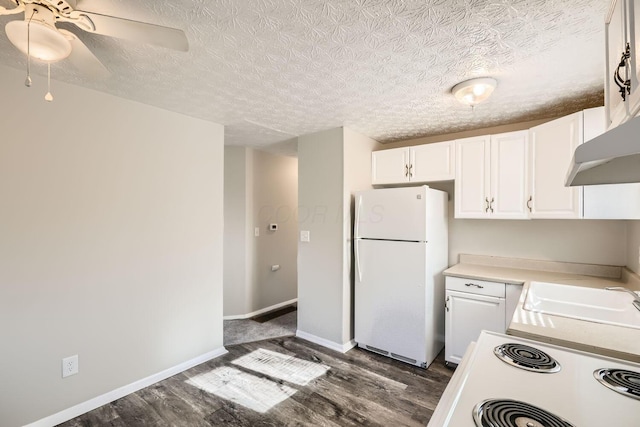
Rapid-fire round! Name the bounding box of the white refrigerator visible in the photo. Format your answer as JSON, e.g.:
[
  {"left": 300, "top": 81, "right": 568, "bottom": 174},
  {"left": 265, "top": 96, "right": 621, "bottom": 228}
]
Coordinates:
[{"left": 354, "top": 186, "right": 448, "bottom": 368}]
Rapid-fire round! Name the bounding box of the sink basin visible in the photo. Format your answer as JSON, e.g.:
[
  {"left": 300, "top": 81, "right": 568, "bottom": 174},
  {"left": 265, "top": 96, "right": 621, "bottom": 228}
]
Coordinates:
[{"left": 523, "top": 281, "right": 640, "bottom": 329}]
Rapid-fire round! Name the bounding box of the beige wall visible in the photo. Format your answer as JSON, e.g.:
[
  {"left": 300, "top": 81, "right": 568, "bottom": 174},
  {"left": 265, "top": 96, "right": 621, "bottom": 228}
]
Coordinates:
[
  {"left": 298, "top": 128, "right": 345, "bottom": 344},
  {"left": 380, "top": 117, "right": 554, "bottom": 150},
  {"left": 0, "top": 65, "right": 224, "bottom": 427},
  {"left": 223, "top": 147, "right": 298, "bottom": 317},
  {"left": 427, "top": 181, "right": 628, "bottom": 267},
  {"left": 342, "top": 128, "right": 383, "bottom": 342},
  {"left": 627, "top": 221, "right": 640, "bottom": 274},
  {"left": 224, "top": 147, "right": 249, "bottom": 315},
  {"left": 297, "top": 127, "right": 381, "bottom": 347}
]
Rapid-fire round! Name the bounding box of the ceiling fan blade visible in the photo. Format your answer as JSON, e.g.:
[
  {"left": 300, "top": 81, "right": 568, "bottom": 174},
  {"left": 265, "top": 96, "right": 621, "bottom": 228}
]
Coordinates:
[
  {"left": 59, "top": 29, "right": 110, "bottom": 79},
  {"left": 0, "top": 3, "right": 24, "bottom": 15},
  {"left": 75, "top": 11, "right": 188, "bottom": 52}
]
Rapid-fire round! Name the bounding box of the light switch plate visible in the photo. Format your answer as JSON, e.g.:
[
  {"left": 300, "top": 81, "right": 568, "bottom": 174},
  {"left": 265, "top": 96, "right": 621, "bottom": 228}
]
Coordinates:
[{"left": 300, "top": 230, "right": 310, "bottom": 242}]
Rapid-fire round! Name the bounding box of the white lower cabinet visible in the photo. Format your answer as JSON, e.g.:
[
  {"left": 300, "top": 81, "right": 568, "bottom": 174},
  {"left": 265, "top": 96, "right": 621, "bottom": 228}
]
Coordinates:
[
  {"left": 444, "top": 277, "right": 507, "bottom": 365},
  {"left": 444, "top": 290, "right": 505, "bottom": 365}
]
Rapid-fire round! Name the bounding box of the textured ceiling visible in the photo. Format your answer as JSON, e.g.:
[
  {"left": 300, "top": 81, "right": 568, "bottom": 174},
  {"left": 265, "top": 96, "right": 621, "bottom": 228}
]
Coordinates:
[{"left": 0, "top": 0, "right": 609, "bottom": 153}]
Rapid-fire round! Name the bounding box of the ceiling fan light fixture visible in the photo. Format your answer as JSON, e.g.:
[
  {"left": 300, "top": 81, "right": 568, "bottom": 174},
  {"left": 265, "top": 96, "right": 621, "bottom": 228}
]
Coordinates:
[
  {"left": 452, "top": 77, "right": 497, "bottom": 106},
  {"left": 5, "top": 20, "right": 72, "bottom": 62}
]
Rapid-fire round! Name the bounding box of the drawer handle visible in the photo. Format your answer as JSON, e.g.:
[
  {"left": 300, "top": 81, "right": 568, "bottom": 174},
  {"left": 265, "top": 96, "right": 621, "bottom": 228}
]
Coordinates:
[{"left": 465, "top": 283, "right": 484, "bottom": 289}]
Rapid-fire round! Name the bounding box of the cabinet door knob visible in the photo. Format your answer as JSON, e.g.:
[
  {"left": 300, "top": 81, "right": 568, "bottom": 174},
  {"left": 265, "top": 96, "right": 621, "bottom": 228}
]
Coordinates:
[
  {"left": 527, "top": 196, "right": 532, "bottom": 212},
  {"left": 445, "top": 296, "right": 449, "bottom": 312},
  {"left": 409, "top": 164, "right": 413, "bottom": 178},
  {"left": 489, "top": 197, "right": 495, "bottom": 213},
  {"left": 485, "top": 197, "right": 490, "bottom": 213},
  {"left": 405, "top": 164, "right": 409, "bottom": 177},
  {"left": 614, "top": 42, "right": 632, "bottom": 101}
]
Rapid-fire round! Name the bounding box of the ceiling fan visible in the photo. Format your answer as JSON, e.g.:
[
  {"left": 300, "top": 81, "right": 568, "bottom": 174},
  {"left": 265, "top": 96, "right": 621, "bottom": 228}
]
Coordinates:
[{"left": 0, "top": 0, "right": 188, "bottom": 96}]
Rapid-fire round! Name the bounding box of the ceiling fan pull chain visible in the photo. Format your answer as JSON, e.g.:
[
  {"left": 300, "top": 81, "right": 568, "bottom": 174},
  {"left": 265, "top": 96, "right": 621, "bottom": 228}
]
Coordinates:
[
  {"left": 45, "top": 63, "right": 53, "bottom": 102},
  {"left": 24, "top": 9, "right": 36, "bottom": 87}
]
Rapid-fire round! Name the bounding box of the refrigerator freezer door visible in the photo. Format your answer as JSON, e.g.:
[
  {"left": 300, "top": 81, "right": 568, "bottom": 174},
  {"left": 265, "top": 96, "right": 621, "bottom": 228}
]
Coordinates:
[
  {"left": 355, "top": 239, "right": 431, "bottom": 366},
  {"left": 355, "top": 186, "right": 428, "bottom": 241}
]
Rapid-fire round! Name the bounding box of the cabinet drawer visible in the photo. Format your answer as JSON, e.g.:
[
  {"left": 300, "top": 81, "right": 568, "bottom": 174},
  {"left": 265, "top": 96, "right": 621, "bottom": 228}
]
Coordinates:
[{"left": 445, "top": 276, "right": 505, "bottom": 298}]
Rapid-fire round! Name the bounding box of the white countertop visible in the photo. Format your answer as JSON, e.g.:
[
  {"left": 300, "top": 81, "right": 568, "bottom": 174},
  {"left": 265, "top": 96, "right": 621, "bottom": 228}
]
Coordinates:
[{"left": 444, "top": 259, "right": 640, "bottom": 363}]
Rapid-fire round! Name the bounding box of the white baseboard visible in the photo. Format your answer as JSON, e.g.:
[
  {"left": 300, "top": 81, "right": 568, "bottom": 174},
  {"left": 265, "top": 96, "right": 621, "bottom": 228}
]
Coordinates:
[
  {"left": 224, "top": 298, "right": 297, "bottom": 320},
  {"left": 295, "top": 330, "right": 357, "bottom": 354},
  {"left": 25, "top": 346, "right": 228, "bottom": 427}
]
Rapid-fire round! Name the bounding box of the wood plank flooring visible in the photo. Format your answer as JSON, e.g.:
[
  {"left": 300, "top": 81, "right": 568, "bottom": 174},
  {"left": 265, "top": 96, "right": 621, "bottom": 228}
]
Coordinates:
[{"left": 59, "top": 337, "right": 453, "bottom": 426}]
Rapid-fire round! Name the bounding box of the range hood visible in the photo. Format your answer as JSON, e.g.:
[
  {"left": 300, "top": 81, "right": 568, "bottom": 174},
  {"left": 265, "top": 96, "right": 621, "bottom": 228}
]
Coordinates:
[{"left": 566, "top": 116, "right": 640, "bottom": 186}]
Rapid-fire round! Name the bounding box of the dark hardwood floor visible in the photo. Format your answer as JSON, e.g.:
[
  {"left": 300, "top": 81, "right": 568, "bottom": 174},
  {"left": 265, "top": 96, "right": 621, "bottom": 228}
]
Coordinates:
[{"left": 59, "top": 337, "right": 453, "bottom": 426}]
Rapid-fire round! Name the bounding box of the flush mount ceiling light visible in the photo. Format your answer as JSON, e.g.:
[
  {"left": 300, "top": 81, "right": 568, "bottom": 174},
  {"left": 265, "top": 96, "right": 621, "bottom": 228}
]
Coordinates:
[{"left": 451, "top": 77, "right": 497, "bottom": 107}]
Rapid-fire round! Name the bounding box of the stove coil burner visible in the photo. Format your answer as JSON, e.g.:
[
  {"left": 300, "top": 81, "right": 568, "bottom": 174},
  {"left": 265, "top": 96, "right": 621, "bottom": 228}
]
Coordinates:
[
  {"left": 473, "top": 399, "right": 575, "bottom": 427},
  {"left": 594, "top": 368, "right": 640, "bottom": 400},
  {"left": 494, "top": 343, "right": 561, "bottom": 373}
]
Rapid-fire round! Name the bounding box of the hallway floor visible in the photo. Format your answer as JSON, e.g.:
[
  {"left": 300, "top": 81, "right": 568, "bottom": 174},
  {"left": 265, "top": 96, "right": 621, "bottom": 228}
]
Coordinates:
[{"left": 224, "top": 308, "right": 297, "bottom": 346}]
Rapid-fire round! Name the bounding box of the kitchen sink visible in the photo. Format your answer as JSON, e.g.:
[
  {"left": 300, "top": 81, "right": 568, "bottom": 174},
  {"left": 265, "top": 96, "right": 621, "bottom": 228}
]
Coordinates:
[{"left": 523, "top": 281, "right": 640, "bottom": 329}]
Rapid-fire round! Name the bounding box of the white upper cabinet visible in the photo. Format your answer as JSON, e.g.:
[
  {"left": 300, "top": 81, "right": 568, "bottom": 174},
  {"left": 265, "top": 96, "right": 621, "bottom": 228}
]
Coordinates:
[
  {"left": 371, "top": 141, "right": 454, "bottom": 185},
  {"left": 455, "top": 136, "right": 491, "bottom": 218},
  {"left": 528, "top": 112, "right": 583, "bottom": 219},
  {"left": 411, "top": 142, "right": 455, "bottom": 183},
  {"left": 629, "top": 0, "right": 640, "bottom": 115},
  {"left": 455, "top": 131, "right": 528, "bottom": 219},
  {"left": 490, "top": 131, "right": 529, "bottom": 219},
  {"left": 582, "top": 107, "right": 640, "bottom": 219},
  {"left": 605, "top": 0, "right": 640, "bottom": 128},
  {"left": 371, "top": 147, "right": 410, "bottom": 184}
]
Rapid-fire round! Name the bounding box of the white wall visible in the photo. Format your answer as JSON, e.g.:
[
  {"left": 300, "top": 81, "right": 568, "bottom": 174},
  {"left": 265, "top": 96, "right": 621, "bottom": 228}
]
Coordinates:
[
  {"left": 627, "top": 221, "right": 640, "bottom": 274},
  {"left": 0, "top": 65, "right": 225, "bottom": 427},
  {"left": 223, "top": 147, "right": 298, "bottom": 317}
]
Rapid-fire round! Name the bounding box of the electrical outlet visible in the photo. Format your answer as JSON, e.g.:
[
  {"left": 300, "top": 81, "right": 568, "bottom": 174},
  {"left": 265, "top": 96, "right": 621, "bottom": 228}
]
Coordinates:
[
  {"left": 254, "top": 227, "right": 260, "bottom": 237},
  {"left": 62, "top": 355, "right": 79, "bottom": 378},
  {"left": 300, "top": 230, "right": 310, "bottom": 242}
]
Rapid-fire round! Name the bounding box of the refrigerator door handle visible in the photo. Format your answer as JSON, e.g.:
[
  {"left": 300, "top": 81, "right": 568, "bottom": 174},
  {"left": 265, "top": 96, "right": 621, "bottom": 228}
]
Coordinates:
[
  {"left": 354, "top": 195, "right": 363, "bottom": 282},
  {"left": 355, "top": 195, "right": 362, "bottom": 239},
  {"left": 355, "top": 238, "right": 362, "bottom": 283}
]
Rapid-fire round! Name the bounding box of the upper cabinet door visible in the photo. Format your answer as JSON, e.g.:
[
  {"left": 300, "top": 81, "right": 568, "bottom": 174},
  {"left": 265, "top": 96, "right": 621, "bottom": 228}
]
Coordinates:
[
  {"left": 529, "top": 112, "right": 583, "bottom": 219},
  {"left": 490, "top": 131, "right": 529, "bottom": 220},
  {"left": 606, "top": 0, "right": 630, "bottom": 128},
  {"left": 410, "top": 141, "right": 455, "bottom": 182},
  {"left": 627, "top": 0, "right": 640, "bottom": 115},
  {"left": 371, "top": 148, "right": 410, "bottom": 185},
  {"left": 455, "top": 136, "right": 491, "bottom": 218}
]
